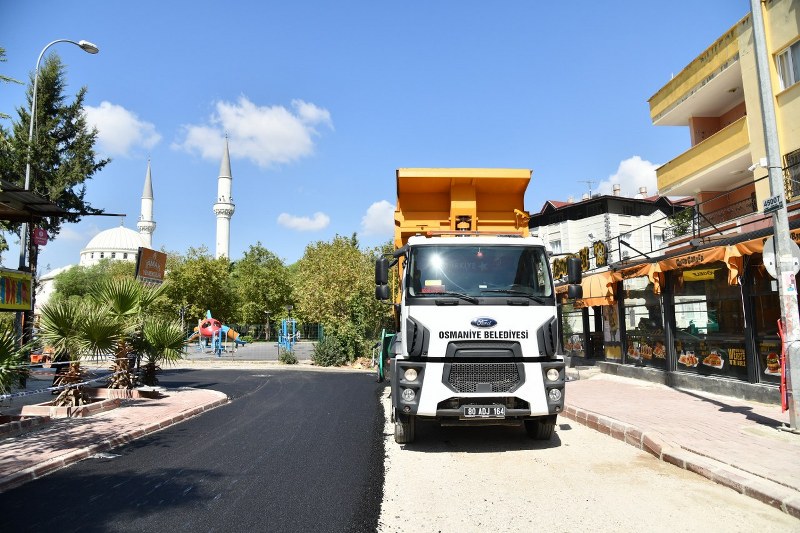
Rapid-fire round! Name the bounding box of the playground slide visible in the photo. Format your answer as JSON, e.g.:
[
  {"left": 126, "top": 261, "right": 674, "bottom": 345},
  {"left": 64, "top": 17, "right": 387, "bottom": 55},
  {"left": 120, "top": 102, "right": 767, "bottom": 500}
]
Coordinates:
[{"left": 220, "top": 325, "right": 246, "bottom": 345}]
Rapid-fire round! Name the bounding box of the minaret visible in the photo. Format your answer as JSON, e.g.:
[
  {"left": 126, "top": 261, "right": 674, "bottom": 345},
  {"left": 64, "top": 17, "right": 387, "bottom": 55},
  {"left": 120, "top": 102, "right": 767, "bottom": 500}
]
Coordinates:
[
  {"left": 213, "top": 138, "right": 235, "bottom": 259},
  {"left": 137, "top": 159, "right": 156, "bottom": 248}
]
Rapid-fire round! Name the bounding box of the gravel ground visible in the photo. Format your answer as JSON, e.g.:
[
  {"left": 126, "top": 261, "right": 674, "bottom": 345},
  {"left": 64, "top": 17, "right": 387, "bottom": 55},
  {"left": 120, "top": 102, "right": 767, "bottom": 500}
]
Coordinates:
[{"left": 378, "top": 389, "right": 798, "bottom": 533}]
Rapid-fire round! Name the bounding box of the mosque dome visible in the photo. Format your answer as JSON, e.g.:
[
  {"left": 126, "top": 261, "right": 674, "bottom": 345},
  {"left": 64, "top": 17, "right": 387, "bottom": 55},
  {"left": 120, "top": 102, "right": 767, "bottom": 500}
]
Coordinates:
[{"left": 79, "top": 225, "right": 147, "bottom": 267}]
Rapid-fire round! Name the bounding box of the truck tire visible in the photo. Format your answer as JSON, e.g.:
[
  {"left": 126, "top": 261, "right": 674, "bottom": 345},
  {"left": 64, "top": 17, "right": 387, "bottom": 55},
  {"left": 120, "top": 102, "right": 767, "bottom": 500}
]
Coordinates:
[
  {"left": 394, "top": 412, "right": 416, "bottom": 444},
  {"left": 525, "top": 415, "right": 556, "bottom": 440}
]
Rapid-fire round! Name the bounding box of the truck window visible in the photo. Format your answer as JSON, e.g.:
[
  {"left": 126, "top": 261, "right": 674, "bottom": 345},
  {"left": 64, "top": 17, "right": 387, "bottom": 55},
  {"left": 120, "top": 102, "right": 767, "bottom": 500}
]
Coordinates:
[{"left": 407, "top": 245, "right": 553, "bottom": 300}]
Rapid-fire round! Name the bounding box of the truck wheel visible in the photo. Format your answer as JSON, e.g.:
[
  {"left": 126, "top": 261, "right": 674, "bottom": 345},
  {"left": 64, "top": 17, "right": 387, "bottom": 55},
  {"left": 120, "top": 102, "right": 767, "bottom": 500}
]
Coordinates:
[
  {"left": 525, "top": 415, "right": 556, "bottom": 440},
  {"left": 394, "top": 412, "right": 416, "bottom": 444}
]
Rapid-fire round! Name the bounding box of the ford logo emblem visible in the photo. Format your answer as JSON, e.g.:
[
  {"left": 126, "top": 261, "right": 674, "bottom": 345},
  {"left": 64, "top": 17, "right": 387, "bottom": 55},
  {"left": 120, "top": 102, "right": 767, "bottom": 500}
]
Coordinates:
[{"left": 471, "top": 317, "right": 497, "bottom": 328}]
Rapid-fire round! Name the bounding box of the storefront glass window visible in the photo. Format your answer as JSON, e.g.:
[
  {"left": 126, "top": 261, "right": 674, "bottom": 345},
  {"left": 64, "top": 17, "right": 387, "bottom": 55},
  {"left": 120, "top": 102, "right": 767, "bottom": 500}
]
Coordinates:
[
  {"left": 561, "top": 302, "right": 586, "bottom": 357},
  {"left": 622, "top": 276, "right": 667, "bottom": 368},
  {"left": 673, "top": 261, "right": 748, "bottom": 380},
  {"left": 750, "top": 254, "right": 783, "bottom": 384}
]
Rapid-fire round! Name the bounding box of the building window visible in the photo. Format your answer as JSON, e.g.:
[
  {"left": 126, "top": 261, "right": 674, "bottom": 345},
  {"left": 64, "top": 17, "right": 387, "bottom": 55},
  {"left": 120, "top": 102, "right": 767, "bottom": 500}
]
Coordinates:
[
  {"left": 90, "top": 252, "right": 94, "bottom": 259},
  {"left": 111, "top": 252, "right": 116, "bottom": 259},
  {"left": 123, "top": 253, "right": 128, "bottom": 259},
  {"left": 777, "top": 40, "right": 800, "bottom": 90},
  {"left": 785, "top": 148, "right": 800, "bottom": 200},
  {"left": 561, "top": 302, "right": 585, "bottom": 357},
  {"left": 100, "top": 252, "right": 104, "bottom": 259},
  {"left": 549, "top": 240, "right": 562, "bottom": 254}
]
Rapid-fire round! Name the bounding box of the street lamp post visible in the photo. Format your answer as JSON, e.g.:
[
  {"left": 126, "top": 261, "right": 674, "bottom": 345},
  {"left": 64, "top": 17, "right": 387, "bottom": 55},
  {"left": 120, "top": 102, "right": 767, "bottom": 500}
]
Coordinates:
[{"left": 15, "top": 39, "right": 99, "bottom": 343}]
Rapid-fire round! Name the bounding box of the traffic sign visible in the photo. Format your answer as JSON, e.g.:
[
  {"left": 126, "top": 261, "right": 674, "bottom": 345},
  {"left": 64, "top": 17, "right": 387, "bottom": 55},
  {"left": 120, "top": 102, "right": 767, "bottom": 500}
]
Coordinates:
[
  {"left": 32, "top": 227, "right": 48, "bottom": 246},
  {"left": 763, "top": 236, "right": 800, "bottom": 278}
]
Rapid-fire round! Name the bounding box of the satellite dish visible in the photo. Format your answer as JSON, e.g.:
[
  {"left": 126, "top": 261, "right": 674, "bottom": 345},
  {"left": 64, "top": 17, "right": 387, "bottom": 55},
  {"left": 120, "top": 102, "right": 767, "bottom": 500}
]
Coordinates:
[{"left": 762, "top": 236, "right": 800, "bottom": 279}]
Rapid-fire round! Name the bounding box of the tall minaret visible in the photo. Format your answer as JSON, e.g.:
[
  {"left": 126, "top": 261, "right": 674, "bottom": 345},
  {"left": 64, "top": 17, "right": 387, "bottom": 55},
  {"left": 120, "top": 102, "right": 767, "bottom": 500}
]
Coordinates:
[
  {"left": 213, "top": 138, "right": 235, "bottom": 259},
  {"left": 137, "top": 159, "right": 156, "bottom": 248}
]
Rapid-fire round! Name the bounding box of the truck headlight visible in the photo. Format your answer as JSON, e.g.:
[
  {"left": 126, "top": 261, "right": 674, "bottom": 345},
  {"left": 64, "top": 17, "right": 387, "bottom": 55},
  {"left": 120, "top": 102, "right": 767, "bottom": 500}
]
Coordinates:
[
  {"left": 401, "top": 388, "right": 416, "bottom": 402},
  {"left": 548, "top": 388, "right": 562, "bottom": 402},
  {"left": 404, "top": 368, "right": 418, "bottom": 382},
  {"left": 546, "top": 368, "right": 560, "bottom": 382}
]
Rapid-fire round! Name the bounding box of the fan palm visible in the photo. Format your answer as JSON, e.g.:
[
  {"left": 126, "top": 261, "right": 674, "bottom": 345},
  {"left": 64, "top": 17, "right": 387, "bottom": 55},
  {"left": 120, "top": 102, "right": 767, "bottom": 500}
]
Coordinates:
[
  {"left": 140, "top": 317, "right": 185, "bottom": 385},
  {"left": 0, "top": 325, "right": 30, "bottom": 397},
  {"left": 38, "top": 300, "right": 96, "bottom": 406}
]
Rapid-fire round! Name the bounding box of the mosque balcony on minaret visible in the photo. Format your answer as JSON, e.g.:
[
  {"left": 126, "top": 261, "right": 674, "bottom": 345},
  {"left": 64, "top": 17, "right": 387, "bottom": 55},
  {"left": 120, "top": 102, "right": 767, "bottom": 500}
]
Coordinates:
[
  {"left": 137, "top": 219, "right": 156, "bottom": 234},
  {"left": 213, "top": 201, "right": 236, "bottom": 218}
]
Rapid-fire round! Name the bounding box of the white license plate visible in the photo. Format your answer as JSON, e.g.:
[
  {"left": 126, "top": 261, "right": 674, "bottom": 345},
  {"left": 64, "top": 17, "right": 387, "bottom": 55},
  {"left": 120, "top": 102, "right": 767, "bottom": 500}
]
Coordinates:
[{"left": 460, "top": 405, "right": 505, "bottom": 419}]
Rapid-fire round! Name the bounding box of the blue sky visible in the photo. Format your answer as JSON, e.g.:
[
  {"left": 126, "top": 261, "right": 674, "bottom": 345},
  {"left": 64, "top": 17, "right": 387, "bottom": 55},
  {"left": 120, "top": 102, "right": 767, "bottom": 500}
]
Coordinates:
[{"left": 1, "top": 1, "right": 750, "bottom": 273}]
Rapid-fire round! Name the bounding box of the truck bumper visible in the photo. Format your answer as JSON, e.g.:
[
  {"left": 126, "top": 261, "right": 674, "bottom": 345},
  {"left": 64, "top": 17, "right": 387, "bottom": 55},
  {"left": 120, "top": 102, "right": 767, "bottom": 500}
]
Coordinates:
[{"left": 392, "top": 358, "right": 565, "bottom": 419}]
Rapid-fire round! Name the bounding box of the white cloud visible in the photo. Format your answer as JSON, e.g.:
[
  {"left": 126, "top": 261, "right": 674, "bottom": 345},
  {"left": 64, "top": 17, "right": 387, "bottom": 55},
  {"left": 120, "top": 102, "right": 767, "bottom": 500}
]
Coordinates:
[
  {"left": 174, "top": 96, "right": 333, "bottom": 168},
  {"left": 361, "top": 200, "right": 394, "bottom": 236},
  {"left": 55, "top": 225, "right": 87, "bottom": 242},
  {"left": 83, "top": 101, "right": 161, "bottom": 157},
  {"left": 277, "top": 212, "right": 330, "bottom": 231},
  {"left": 596, "top": 156, "right": 659, "bottom": 197}
]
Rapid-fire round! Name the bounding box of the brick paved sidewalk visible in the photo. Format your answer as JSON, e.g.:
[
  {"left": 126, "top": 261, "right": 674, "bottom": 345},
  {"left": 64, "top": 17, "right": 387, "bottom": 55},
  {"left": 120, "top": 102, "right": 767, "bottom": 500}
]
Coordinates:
[
  {"left": 0, "top": 388, "right": 228, "bottom": 493},
  {"left": 564, "top": 374, "right": 800, "bottom": 518}
]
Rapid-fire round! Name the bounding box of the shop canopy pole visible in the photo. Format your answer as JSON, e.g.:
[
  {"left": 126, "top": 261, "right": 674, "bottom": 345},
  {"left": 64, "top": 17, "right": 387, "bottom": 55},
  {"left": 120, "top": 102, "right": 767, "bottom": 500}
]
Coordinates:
[{"left": 751, "top": 0, "right": 800, "bottom": 431}]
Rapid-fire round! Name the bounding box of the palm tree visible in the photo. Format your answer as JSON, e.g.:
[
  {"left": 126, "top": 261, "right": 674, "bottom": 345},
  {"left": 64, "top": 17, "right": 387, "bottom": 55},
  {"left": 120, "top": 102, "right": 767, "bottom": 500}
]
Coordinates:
[
  {"left": 89, "top": 278, "right": 184, "bottom": 387},
  {"left": 0, "top": 325, "right": 30, "bottom": 397},
  {"left": 140, "top": 317, "right": 185, "bottom": 385},
  {"left": 38, "top": 300, "right": 98, "bottom": 406}
]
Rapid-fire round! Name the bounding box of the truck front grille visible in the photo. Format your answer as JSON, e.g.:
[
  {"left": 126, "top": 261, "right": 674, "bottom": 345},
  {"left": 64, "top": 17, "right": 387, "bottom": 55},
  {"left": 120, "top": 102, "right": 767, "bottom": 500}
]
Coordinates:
[{"left": 447, "top": 362, "right": 521, "bottom": 393}]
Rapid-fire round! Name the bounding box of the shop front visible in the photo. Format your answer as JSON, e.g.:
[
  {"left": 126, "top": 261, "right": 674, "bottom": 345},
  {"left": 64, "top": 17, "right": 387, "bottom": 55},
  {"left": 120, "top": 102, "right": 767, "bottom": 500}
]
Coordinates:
[{"left": 559, "top": 234, "right": 797, "bottom": 402}]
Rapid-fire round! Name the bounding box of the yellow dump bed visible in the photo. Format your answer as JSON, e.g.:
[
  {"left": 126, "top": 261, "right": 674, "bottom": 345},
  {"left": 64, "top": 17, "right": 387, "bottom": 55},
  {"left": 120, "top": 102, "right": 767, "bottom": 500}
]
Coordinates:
[{"left": 394, "top": 168, "right": 531, "bottom": 249}]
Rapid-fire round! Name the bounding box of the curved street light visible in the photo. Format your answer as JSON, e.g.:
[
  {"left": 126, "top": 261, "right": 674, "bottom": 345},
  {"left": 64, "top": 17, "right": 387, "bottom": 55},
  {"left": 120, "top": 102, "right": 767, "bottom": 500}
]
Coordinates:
[{"left": 16, "top": 39, "right": 99, "bottom": 340}]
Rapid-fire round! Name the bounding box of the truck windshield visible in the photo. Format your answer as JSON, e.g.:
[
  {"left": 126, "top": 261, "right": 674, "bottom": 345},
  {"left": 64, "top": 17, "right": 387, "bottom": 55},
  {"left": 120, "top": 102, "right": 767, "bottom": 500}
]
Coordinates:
[{"left": 406, "top": 245, "right": 553, "bottom": 300}]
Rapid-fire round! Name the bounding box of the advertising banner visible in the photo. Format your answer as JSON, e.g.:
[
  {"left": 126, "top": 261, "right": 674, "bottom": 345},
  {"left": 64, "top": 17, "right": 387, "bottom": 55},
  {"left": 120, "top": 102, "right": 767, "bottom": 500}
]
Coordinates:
[{"left": 0, "top": 270, "right": 32, "bottom": 311}]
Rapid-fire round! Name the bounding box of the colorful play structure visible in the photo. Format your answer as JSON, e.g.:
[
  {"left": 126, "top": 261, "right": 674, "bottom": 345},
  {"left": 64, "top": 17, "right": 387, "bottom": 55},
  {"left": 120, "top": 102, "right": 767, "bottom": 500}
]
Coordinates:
[{"left": 188, "top": 310, "right": 246, "bottom": 356}]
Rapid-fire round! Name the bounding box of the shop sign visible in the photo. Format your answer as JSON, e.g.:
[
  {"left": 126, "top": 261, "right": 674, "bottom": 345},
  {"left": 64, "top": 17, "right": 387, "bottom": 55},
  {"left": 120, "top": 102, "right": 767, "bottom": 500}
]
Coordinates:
[
  {"left": 682, "top": 268, "right": 717, "bottom": 281},
  {"left": 593, "top": 241, "right": 607, "bottom": 268},
  {"left": 135, "top": 247, "right": 167, "bottom": 284}
]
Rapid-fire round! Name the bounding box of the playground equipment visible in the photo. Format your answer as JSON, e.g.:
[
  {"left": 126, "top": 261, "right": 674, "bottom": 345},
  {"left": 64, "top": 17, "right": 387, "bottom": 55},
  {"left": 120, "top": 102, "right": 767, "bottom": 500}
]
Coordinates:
[
  {"left": 278, "top": 318, "right": 299, "bottom": 354},
  {"left": 188, "top": 310, "right": 246, "bottom": 356}
]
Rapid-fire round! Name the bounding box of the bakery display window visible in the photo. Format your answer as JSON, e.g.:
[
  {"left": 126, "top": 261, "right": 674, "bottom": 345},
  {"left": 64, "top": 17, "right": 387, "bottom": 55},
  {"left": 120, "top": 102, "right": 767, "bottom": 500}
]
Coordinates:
[
  {"left": 673, "top": 261, "right": 748, "bottom": 380},
  {"left": 622, "top": 276, "right": 666, "bottom": 369},
  {"left": 750, "top": 254, "right": 785, "bottom": 384},
  {"left": 561, "top": 302, "right": 586, "bottom": 357}
]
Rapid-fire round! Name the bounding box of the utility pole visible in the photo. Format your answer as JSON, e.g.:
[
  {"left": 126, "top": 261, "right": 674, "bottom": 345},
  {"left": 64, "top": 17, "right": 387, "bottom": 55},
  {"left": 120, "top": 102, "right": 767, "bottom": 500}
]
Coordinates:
[{"left": 751, "top": 0, "right": 800, "bottom": 430}]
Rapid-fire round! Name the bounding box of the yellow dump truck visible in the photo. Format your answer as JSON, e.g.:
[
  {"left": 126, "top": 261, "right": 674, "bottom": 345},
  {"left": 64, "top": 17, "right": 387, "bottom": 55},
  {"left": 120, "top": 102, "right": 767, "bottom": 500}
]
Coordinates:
[{"left": 375, "top": 168, "right": 582, "bottom": 443}]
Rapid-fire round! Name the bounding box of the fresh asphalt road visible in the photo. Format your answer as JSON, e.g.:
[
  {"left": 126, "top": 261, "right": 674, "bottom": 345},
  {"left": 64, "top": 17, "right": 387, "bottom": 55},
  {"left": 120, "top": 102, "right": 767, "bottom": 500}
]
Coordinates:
[{"left": 0, "top": 368, "right": 386, "bottom": 533}]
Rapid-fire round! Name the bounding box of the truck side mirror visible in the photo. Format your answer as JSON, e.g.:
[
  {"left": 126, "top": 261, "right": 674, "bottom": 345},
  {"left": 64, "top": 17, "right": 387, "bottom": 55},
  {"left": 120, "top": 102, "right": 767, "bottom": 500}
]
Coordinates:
[
  {"left": 567, "top": 284, "right": 583, "bottom": 299},
  {"left": 376, "top": 285, "right": 390, "bottom": 301},
  {"left": 375, "top": 257, "right": 389, "bottom": 285},
  {"left": 567, "top": 257, "right": 582, "bottom": 284}
]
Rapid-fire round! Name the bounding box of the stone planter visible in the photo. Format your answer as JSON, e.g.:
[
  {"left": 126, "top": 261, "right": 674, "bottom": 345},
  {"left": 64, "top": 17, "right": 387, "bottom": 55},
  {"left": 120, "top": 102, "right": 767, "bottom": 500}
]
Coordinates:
[
  {"left": 0, "top": 414, "right": 51, "bottom": 438},
  {"left": 83, "top": 387, "right": 162, "bottom": 400},
  {"left": 20, "top": 397, "right": 121, "bottom": 418}
]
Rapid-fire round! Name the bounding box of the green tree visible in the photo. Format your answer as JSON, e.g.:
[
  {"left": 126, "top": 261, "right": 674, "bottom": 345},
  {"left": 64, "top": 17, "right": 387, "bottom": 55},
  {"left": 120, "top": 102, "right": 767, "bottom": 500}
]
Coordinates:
[
  {"left": 1, "top": 53, "right": 109, "bottom": 258},
  {"left": 293, "top": 235, "right": 390, "bottom": 361},
  {"left": 0, "top": 47, "right": 22, "bottom": 120},
  {"left": 162, "top": 246, "right": 237, "bottom": 325},
  {"left": 230, "top": 242, "right": 291, "bottom": 325},
  {"left": 50, "top": 260, "right": 136, "bottom": 305}
]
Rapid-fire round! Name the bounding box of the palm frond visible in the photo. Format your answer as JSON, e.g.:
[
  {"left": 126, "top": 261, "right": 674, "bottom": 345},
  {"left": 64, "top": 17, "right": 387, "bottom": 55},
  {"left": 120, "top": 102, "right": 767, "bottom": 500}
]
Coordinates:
[{"left": 143, "top": 317, "right": 185, "bottom": 365}]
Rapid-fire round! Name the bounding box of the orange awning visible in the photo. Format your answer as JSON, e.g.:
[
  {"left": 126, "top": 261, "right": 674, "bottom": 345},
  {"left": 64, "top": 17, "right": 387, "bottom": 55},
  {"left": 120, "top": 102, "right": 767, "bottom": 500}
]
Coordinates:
[{"left": 576, "top": 271, "right": 617, "bottom": 308}]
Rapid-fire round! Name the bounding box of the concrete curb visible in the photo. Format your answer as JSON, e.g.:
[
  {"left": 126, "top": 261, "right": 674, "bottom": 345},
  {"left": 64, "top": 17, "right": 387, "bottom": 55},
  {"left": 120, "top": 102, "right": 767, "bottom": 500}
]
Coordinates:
[
  {"left": 0, "top": 391, "right": 229, "bottom": 494},
  {"left": 562, "top": 405, "right": 800, "bottom": 519}
]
